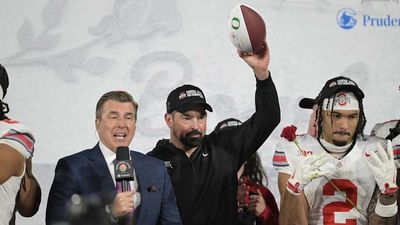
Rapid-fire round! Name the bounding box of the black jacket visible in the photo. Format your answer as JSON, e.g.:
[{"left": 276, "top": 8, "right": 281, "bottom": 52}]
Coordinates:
[{"left": 147, "top": 76, "right": 280, "bottom": 225}]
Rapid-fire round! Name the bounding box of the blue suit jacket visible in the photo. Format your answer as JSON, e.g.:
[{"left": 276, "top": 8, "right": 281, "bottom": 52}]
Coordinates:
[{"left": 46, "top": 144, "right": 182, "bottom": 225}]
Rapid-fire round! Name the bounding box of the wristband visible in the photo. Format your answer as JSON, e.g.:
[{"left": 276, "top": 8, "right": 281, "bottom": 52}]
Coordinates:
[{"left": 375, "top": 199, "right": 398, "bottom": 217}]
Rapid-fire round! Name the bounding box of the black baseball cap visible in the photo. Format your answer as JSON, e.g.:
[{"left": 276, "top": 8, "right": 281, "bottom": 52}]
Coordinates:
[
  {"left": 214, "top": 118, "right": 242, "bottom": 131},
  {"left": 166, "top": 84, "right": 213, "bottom": 113},
  {"left": 299, "top": 76, "right": 364, "bottom": 109},
  {"left": 0, "top": 64, "right": 9, "bottom": 99}
]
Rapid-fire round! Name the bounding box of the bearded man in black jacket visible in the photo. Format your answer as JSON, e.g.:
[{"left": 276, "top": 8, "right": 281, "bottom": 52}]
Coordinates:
[{"left": 147, "top": 42, "right": 280, "bottom": 225}]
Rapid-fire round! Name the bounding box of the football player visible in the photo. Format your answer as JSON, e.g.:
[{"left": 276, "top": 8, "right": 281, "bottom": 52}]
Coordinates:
[
  {"left": 0, "top": 64, "right": 41, "bottom": 224},
  {"left": 273, "top": 76, "right": 397, "bottom": 225}
]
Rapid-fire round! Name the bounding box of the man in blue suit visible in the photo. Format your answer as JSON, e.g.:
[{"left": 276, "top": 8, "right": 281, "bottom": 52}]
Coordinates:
[{"left": 46, "top": 90, "right": 182, "bottom": 225}]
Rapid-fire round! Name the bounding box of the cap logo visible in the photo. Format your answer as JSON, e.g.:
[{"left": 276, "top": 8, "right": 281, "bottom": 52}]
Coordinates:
[
  {"left": 337, "top": 79, "right": 356, "bottom": 86},
  {"left": 185, "top": 90, "right": 204, "bottom": 99},
  {"left": 177, "top": 90, "right": 204, "bottom": 101},
  {"left": 328, "top": 79, "right": 356, "bottom": 88},
  {"left": 227, "top": 120, "right": 242, "bottom": 127}
]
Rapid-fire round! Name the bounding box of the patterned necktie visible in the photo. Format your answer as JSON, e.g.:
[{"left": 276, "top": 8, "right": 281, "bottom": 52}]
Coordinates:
[
  {"left": 116, "top": 178, "right": 135, "bottom": 224},
  {"left": 116, "top": 180, "right": 131, "bottom": 192}
]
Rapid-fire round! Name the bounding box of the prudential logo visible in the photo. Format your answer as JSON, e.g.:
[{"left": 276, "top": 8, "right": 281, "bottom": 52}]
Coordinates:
[
  {"left": 337, "top": 8, "right": 400, "bottom": 29},
  {"left": 337, "top": 8, "right": 357, "bottom": 29}
]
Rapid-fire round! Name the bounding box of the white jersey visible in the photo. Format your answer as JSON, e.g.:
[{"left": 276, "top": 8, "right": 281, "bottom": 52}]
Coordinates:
[
  {"left": 0, "top": 119, "right": 34, "bottom": 158},
  {"left": 273, "top": 134, "right": 394, "bottom": 225},
  {"left": 0, "top": 166, "right": 25, "bottom": 225},
  {"left": 0, "top": 119, "right": 35, "bottom": 224}
]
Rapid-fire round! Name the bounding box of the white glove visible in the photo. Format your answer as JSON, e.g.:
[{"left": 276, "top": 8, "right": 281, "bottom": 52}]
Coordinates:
[
  {"left": 287, "top": 152, "right": 331, "bottom": 195},
  {"left": 363, "top": 141, "right": 398, "bottom": 195}
]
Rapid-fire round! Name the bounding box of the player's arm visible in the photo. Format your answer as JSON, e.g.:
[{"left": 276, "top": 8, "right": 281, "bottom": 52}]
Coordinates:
[
  {"left": 367, "top": 187, "right": 397, "bottom": 224},
  {"left": 364, "top": 141, "right": 398, "bottom": 223},
  {"left": 277, "top": 173, "right": 288, "bottom": 209},
  {"left": 278, "top": 173, "right": 308, "bottom": 225},
  {"left": 0, "top": 143, "right": 25, "bottom": 184},
  {"left": 279, "top": 152, "right": 332, "bottom": 225},
  {"left": 16, "top": 158, "right": 42, "bottom": 217}
]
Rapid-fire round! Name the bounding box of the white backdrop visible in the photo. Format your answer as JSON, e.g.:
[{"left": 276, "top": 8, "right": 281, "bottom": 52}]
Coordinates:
[{"left": 1, "top": 0, "right": 399, "bottom": 224}]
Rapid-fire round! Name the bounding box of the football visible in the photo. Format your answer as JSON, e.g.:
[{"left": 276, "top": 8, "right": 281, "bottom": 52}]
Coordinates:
[{"left": 228, "top": 4, "right": 266, "bottom": 55}]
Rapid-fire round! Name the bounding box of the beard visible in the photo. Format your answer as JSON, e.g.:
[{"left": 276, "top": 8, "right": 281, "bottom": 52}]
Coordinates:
[
  {"left": 332, "top": 139, "right": 349, "bottom": 146},
  {"left": 332, "top": 131, "right": 351, "bottom": 146},
  {"left": 178, "top": 129, "right": 203, "bottom": 148}
]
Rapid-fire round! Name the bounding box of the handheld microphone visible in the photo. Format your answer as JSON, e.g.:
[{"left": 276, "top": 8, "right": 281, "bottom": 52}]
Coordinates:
[{"left": 114, "top": 146, "right": 134, "bottom": 192}]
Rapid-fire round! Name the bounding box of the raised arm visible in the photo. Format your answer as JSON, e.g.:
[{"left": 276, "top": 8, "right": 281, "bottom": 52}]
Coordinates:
[
  {"left": 279, "top": 152, "right": 331, "bottom": 225},
  {"left": 364, "top": 141, "right": 398, "bottom": 224},
  {"left": 215, "top": 41, "right": 280, "bottom": 167}
]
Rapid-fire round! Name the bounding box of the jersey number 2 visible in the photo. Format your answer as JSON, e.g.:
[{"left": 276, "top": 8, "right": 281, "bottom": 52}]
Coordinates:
[{"left": 322, "top": 179, "right": 357, "bottom": 225}]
